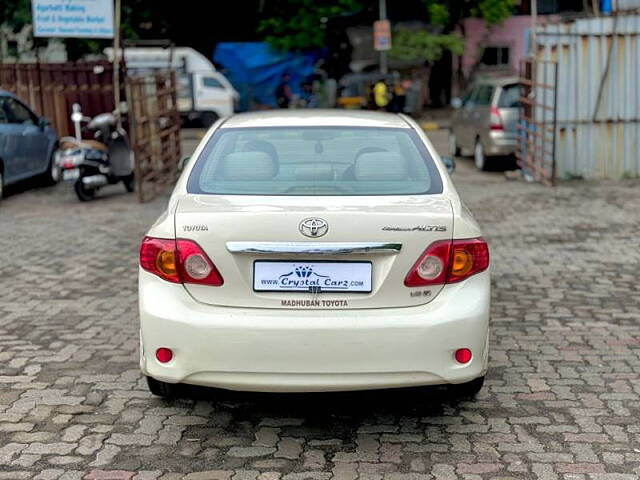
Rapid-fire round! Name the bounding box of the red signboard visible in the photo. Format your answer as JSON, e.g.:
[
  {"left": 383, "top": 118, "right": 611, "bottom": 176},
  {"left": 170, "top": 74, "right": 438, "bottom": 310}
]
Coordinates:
[{"left": 374, "top": 20, "right": 392, "bottom": 51}]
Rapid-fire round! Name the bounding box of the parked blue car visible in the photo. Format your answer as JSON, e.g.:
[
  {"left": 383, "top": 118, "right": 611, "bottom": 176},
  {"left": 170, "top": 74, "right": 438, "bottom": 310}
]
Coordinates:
[{"left": 0, "top": 89, "right": 59, "bottom": 202}]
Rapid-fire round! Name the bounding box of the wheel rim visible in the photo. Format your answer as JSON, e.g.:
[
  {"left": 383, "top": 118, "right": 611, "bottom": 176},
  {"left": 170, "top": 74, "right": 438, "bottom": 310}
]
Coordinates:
[{"left": 474, "top": 142, "right": 485, "bottom": 169}]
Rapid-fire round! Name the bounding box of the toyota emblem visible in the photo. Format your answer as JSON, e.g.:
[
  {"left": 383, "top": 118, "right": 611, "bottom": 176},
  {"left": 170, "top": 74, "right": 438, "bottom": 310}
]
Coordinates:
[{"left": 299, "top": 218, "right": 328, "bottom": 238}]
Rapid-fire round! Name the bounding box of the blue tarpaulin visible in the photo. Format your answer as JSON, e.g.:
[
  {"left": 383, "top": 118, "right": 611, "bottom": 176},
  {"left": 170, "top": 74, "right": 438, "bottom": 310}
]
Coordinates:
[{"left": 213, "top": 42, "right": 324, "bottom": 111}]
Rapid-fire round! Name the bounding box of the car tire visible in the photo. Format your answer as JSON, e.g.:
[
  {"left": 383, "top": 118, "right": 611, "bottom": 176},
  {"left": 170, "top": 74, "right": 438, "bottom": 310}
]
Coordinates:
[
  {"left": 146, "top": 376, "right": 180, "bottom": 398},
  {"left": 449, "top": 375, "right": 485, "bottom": 398},
  {"left": 0, "top": 169, "right": 4, "bottom": 205},
  {"left": 122, "top": 173, "right": 135, "bottom": 193},
  {"left": 39, "top": 150, "right": 61, "bottom": 186},
  {"left": 449, "top": 131, "right": 460, "bottom": 157},
  {"left": 73, "top": 179, "right": 95, "bottom": 202},
  {"left": 201, "top": 112, "right": 218, "bottom": 128},
  {"left": 474, "top": 139, "right": 490, "bottom": 171}
]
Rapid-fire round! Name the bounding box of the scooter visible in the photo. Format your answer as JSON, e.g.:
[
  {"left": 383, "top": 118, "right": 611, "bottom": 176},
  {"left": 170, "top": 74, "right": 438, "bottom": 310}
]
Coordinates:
[{"left": 57, "top": 103, "right": 135, "bottom": 201}]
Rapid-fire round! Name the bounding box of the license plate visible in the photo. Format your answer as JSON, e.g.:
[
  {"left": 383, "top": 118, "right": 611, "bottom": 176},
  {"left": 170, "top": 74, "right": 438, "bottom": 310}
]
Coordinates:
[
  {"left": 62, "top": 168, "right": 80, "bottom": 181},
  {"left": 254, "top": 261, "right": 372, "bottom": 293}
]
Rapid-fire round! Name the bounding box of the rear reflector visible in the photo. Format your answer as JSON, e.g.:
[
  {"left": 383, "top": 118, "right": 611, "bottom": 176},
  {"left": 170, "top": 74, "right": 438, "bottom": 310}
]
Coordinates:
[
  {"left": 156, "top": 348, "right": 173, "bottom": 363},
  {"left": 405, "top": 238, "right": 489, "bottom": 287},
  {"left": 140, "top": 237, "right": 223, "bottom": 286},
  {"left": 455, "top": 348, "right": 472, "bottom": 364}
]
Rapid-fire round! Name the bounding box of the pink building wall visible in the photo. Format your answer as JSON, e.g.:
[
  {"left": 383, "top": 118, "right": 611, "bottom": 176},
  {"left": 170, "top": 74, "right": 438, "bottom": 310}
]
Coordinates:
[{"left": 459, "top": 15, "right": 556, "bottom": 76}]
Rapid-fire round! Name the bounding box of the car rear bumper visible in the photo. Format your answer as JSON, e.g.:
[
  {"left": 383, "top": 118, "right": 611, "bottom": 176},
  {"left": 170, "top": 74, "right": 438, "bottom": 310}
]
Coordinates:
[
  {"left": 139, "top": 269, "right": 490, "bottom": 392},
  {"left": 486, "top": 131, "right": 517, "bottom": 156}
]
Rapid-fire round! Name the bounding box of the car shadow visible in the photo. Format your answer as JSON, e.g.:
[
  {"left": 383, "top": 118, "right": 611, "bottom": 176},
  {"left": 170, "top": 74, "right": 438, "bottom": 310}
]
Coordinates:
[
  {"left": 2, "top": 177, "right": 52, "bottom": 199},
  {"left": 168, "top": 384, "right": 468, "bottom": 420},
  {"left": 453, "top": 154, "right": 518, "bottom": 173},
  {"left": 2, "top": 182, "right": 135, "bottom": 207}
]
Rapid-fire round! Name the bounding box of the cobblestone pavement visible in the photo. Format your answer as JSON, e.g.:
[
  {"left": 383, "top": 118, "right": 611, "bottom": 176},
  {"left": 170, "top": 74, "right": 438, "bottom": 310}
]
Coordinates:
[{"left": 1, "top": 132, "right": 639, "bottom": 480}]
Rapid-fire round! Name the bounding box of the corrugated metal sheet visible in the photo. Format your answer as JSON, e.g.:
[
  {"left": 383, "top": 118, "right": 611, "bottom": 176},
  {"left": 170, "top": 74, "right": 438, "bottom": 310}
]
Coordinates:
[
  {"left": 615, "top": 0, "right": 640, "bottom": 11},
  {"left": 536, "top": 15, "right": 640, "bottom": 179}
]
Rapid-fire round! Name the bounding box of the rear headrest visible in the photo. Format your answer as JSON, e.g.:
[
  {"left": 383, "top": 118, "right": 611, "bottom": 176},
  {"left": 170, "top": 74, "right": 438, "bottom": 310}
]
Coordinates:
[
  {"left": 354, "top": 152, "right": 408, "bottom": 181},
  {"left": 294, "top": 164, "right": 334, "bottom": 181},
  {"left": 217, "top": 152, "right": 276, "bottom": 181}
]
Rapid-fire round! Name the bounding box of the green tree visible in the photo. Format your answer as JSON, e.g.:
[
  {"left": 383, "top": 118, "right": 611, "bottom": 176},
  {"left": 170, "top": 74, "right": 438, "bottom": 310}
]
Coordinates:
[
  {"left": 390, "top": 0, "right": 517, "bottom": 63},
  {"left": 257, "top": 0, "right": 361, "bottom": 51},
  {"left": 0, "top": 0, "right": 32, "bottom": 33}
]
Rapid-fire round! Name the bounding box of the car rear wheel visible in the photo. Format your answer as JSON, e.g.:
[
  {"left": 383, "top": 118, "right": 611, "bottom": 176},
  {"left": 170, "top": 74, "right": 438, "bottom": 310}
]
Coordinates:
[
  {"left": 0, "top": 170, "right": 4, "bottom": 204},
  {"left": 39, "top": 150, "right": 60, "bottom": 186},
  {"left": 474, "top": 139, "right": 489, "bottom": 171},
  {"left": 449, "top": 375, "right": 485, "bottom": 398},
  {"left": 201, "top": 112, "right": 218, "bottom": 128},
  {"left": 449, "top": 131, "right": 460, "bottom": 157},
  {"left": 146, "top": 376, "right": 180, "bottom": 398},
  {"left": 122, "top": 173, "right": 135, "bottom": 193}
]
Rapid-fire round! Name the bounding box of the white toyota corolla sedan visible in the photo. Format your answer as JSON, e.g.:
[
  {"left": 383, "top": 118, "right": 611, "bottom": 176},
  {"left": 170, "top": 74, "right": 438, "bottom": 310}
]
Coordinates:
[{"left": 139, "top": 110, "right": 490, "bottom": 398}]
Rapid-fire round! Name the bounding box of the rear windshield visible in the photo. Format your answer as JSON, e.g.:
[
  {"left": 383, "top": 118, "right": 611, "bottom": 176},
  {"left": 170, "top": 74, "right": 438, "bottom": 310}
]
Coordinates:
[
  {"left": 187, "top": 127, "right": 442, "bottom": 196},
  {"left": 498, "top": 84, "right": 520, "bottom": 108}
]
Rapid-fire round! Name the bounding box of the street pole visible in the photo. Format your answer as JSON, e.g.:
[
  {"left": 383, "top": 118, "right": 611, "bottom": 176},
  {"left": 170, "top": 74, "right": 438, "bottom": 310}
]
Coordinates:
[
  {"left": 379, "top": 0, "right": 388, "bottom": 74},
  {"left": 113, "top": 0, "right": 121, "bottom": 116},
  {"left": 530, "top": 0, "right": 537, "bottom": 57}
]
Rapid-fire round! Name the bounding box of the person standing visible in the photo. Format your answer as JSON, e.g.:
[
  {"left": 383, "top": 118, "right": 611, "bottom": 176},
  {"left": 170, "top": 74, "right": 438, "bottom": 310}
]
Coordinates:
[
  {"left": 275, "top": 73, "right": 293, "bottom": 109},
  {"left": 389, "top": 79, "right": 407, "bottom": 113},
  {"left": 373, "top": 79, "right": 389, "bottom": 110}
]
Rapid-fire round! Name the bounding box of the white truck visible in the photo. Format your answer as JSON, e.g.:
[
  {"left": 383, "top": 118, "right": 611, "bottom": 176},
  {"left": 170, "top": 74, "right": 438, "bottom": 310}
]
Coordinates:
[{"left": 106, "top": 47, "right": 238, "bottom": 126}]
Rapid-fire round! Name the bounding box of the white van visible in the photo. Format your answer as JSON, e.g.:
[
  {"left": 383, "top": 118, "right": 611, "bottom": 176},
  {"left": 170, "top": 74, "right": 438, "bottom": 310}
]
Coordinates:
[{"left": 106, "top": 47, "right": 239, "bottom": 126}]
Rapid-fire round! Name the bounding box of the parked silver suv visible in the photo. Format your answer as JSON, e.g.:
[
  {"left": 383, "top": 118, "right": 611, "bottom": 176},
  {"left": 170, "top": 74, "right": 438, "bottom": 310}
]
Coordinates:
[{"left": 449, "top": 77, "right": 520, "bottom": 170}]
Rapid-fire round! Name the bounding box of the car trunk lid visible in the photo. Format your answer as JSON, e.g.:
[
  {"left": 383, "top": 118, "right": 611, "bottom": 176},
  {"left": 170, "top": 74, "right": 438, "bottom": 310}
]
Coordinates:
[{"left": 175, "top": 194, "right": 453, "bottom": 309}]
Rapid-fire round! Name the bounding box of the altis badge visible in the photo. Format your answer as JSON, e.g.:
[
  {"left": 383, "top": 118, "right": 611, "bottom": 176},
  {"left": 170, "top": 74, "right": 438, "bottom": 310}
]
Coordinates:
[{"left": 382, "top": 225, "right": 447, "bottom": 232}]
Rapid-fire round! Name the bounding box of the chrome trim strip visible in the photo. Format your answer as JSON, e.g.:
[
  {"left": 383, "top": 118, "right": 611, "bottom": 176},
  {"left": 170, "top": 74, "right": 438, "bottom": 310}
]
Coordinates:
[{"left": 226, "top": 242, "right": 402, "bottom": 255}]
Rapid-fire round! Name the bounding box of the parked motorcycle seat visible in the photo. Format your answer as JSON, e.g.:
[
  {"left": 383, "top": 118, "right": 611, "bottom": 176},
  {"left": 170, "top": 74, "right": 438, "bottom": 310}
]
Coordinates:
[
  {"left": 60, "top": 139, "right": 109, "bottom": 153},
  {"left": 81, "top": 140, "right": 109, "bottom": 153}
]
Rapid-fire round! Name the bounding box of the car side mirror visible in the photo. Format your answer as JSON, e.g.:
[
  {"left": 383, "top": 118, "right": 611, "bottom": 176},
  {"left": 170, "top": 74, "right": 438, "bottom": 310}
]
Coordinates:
[
  {"left": 442, "top": 156, "right": 456, "bottom": 173},
  {"left": 178, "top": 156, "right": 191, "bottom": 172},
  {"left": 451, "top": 97, "right": 462, "bottom": 109},
  {"left": 38, "top": 117, "right": 51, "bottom": 130}
]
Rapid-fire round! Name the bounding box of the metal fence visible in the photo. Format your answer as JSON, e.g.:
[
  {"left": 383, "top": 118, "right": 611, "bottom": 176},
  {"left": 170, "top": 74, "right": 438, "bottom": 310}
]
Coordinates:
[
  {"left": 517, "top": 59, "right": 559, "bottom": 186},
  {"left": 126, "top": 72, "right": 181, "bottom": 203},
  {"left": 536, "top": 14, "right": 640, "bottom": 179}
]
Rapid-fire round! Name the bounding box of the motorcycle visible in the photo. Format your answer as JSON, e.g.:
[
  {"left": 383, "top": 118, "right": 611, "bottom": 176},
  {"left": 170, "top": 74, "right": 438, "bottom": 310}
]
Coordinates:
[{"left": 56, "top": 103, "right": 135, "bottom": 201}]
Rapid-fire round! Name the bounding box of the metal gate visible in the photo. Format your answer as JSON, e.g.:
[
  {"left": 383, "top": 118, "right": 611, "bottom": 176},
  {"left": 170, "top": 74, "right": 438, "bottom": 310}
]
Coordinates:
[
  {"left": 1, "top": 62, "right": 182, "bottom": 202},
  {"left": 0, "top": 62, "right": 118, "bottom": 137},
  {"left": 126, "top": 72, "right": 181, "bottom": 203},
  {"left": 517, "top": 59, "right": 558, "bottom": 186}
]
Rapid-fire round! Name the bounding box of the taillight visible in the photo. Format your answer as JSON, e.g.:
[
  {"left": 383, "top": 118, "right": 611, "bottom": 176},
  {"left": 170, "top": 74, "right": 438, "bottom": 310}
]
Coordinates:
[
  {"left": 404, "top": 240, "right": 451, "bottom": 286},
  {"left": 490, "top": 107, "right": 504, "bottom": 131},
  {"left": 447, "top": 238, "right": 490, "bottom": 283},
  {"left": 175, "top": 239, "right": 224, "bottom": 286},
  {"left": 405, "top": 238, "right": 489, "bottom": 287},
  {"left": 140, "top": 237, "right": 223, "bottom": 286},
  {"left": 140, "top": 237, "right": 180, "bottom": 283}
]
